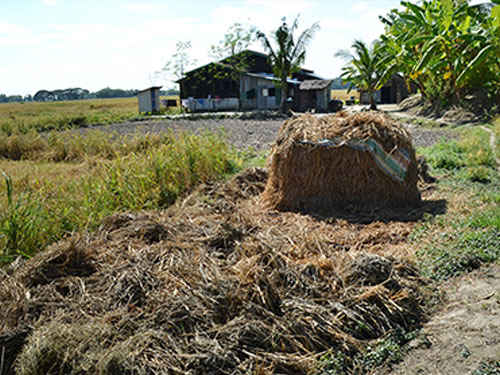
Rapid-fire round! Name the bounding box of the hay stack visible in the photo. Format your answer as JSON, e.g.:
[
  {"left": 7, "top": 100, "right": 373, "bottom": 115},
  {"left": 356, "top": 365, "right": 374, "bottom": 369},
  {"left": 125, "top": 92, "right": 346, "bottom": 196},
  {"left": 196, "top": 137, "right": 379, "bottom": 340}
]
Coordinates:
[{"left": 262, "top": 112, "right": 421, "bottom": 212}]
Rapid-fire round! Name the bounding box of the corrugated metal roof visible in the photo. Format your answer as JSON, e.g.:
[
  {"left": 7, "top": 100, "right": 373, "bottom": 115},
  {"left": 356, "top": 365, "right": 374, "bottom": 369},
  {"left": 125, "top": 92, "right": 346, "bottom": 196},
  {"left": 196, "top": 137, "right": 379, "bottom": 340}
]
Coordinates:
[
  {"left": 136, "top": 86, "right": 162, "bottom": 94},
  {"left": 299, "top": 80, "right": 333, "bottom": 91}
]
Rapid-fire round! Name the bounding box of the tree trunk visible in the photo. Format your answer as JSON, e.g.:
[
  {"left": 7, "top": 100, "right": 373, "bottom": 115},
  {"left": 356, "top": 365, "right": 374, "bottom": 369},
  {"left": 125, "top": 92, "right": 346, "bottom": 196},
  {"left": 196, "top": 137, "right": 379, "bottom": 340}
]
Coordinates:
[
  {"left": 417, "top": 77, "right": 427, "bottom": 100},
  {"left": 369, "top": 89, "right": 377, "bottom": 110},
  {"left": 280, "top": 79, "right": 288, "bottom": 113}
]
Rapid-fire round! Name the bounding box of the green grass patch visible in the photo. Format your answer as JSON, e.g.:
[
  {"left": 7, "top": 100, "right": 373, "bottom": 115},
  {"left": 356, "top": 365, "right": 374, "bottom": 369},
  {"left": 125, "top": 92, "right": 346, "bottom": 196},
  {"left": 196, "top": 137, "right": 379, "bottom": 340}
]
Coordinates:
[
  {"left": 319, "top": 328, "right": 418, "bottom": 374},
  {"left": 494, "top": 117, "right": 500, "bottom": 153},
  {"left": 415, "top": 125, "right": 500, "bottom": 280},
  {"left": 420, "top": 127, "right": 496, "bottom": 176}
]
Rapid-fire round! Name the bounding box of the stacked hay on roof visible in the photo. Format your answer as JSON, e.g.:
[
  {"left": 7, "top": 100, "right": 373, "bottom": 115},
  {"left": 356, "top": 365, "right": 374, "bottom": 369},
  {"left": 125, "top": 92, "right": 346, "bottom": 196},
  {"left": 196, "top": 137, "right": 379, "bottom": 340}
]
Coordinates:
[{"left": 262, "top": 112, "right": 421, "bottom": 212}]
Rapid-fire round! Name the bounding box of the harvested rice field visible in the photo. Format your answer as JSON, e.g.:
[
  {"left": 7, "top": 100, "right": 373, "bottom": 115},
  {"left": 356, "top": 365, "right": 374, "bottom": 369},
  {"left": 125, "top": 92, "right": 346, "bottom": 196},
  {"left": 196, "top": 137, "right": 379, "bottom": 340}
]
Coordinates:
[{"left": 1, "top": 111, "right": 499, "bottom": 375}]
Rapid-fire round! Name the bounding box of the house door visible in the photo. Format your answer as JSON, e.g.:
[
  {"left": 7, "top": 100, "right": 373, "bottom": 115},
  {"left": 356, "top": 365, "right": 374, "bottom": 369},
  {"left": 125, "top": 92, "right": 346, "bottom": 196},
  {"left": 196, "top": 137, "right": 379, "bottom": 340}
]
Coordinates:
[
  {"left": 258, "top": 86, "right": 267, "bottom": 108},
  {"left": 381, "top": 87, "right": 391, "bottom": 104},
  {"left": 151, "top": 91, "right": 157, "bottom": 111}
]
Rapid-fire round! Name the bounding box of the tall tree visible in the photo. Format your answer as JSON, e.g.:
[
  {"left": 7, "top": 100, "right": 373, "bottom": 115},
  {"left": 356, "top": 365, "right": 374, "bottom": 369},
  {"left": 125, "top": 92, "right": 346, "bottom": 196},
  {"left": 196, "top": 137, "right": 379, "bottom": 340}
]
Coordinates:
[
  {"left": 210, "top": 22, "right": 256, "bottom": 60},
  {"left": 257, "top": 16, "right": 319, "bottom": 113},
  {"left": 156, "top": 41, "right": 198, "bottom": 93},
  {"left": 208, "top": 22, "right": 257, "bottom": 94},
  {"left": 335, "top": 40, "right": 384, "bottom": 110}
]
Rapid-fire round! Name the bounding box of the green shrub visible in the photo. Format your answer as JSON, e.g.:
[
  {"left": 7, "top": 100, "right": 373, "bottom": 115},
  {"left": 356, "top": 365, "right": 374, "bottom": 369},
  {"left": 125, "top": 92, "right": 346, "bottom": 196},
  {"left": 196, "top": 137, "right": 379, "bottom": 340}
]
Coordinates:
[
  {"left": 319, "top": 328, "right": 417, "bottom": 374},
  {"left": 472, "top": 360, "right": 500, "bottom": 375}
]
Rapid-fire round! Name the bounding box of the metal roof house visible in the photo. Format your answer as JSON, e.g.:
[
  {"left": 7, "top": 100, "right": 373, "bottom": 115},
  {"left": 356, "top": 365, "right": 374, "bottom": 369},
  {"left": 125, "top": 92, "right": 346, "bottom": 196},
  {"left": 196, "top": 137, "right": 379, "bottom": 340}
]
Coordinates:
[
  {"left": 136, "top": 86, "right": 162, "bottom": 113},
  {"left": 177, "top": 50, "right": 330, "bottom": 112}
]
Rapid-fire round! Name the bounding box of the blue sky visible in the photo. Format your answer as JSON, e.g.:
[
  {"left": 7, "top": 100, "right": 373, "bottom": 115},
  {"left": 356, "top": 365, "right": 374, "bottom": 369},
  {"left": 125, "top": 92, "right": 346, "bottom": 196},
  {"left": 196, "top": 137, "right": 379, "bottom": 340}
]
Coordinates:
[{"left": 0, "top": 0, "right": 428, "bottom": 95}]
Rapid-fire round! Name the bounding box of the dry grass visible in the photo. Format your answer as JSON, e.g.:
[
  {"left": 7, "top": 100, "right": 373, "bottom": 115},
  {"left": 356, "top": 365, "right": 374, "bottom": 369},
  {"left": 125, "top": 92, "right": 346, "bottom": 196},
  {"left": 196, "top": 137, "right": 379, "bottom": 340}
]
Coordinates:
[
  {"left": 0, "top": 167, "right": 425, "bottom": 375},
  {"left": 0, "top": 98, "right": 138, "bottom": 134},
  {"left": 331, "top": 89, "right": 359, "bottom": 102},
  {"left": 1, "top": 114, "right": 498, "bottom": 375},
  {"left": 0, "top": 96, "right": 182, "bottom": 134}
]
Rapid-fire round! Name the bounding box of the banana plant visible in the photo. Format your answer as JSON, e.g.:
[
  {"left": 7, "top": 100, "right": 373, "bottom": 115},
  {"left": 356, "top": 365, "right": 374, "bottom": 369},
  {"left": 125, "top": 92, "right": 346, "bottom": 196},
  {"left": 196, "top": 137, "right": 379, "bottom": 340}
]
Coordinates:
[{"left": 380, "top": 0, "right": 498, "bottom": 104}]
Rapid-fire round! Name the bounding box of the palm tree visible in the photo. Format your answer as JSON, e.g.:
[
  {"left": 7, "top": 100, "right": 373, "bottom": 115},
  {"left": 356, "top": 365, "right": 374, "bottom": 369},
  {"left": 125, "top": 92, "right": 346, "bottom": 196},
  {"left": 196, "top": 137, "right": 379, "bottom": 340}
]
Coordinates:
[
  {"left": 257, "top": 16, "right": 319, "bottom": 113},
  {"left": 335, "top": 40, "right": 384, "bottom": 110}
]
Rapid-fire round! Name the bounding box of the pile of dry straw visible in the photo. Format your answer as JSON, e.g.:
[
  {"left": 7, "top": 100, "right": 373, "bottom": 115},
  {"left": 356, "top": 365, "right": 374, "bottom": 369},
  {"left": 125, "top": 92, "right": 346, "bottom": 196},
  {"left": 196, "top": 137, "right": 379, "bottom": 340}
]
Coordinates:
[
  {"left": 262, "top": 112, "right": 421, "bottom": 212},
  {"left": 0, "top": 112, "right": 427, "bottom": 375}
]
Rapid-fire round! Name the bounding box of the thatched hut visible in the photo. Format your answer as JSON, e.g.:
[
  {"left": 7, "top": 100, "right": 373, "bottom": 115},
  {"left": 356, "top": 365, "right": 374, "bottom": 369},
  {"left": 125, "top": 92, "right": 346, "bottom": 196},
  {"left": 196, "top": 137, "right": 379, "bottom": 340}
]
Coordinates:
[{"left": 261, "top": 112, "right": 421, "bottom": 212}]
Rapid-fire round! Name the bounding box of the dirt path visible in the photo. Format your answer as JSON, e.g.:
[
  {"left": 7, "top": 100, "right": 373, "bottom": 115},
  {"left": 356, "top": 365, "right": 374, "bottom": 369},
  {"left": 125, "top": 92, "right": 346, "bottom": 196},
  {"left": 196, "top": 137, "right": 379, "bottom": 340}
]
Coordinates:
[
  {"left": 383, "top": 264, "right": 500, "bottom": 375},
  {"left": 81, "top": 115, "right": 455, "bottom": 151},
  {"left": 480, "top": 125, "right": 500, "bottom": 173},
  {"left": 78, "top": 118, "right": 283, "bottom": 151}
]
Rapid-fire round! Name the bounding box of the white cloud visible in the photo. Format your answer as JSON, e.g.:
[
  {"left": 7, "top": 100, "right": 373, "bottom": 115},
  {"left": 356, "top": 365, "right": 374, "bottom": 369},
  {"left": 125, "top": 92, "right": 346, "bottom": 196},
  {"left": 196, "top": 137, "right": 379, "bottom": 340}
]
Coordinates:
[
  {"left": 42, "top": 0, "right": 57, "bottom": 6},
  {"left": 0, "top": 21, "right": 30, "bottom": 35},
  {"left": 350, "top": 2, "right": 369, "bottom": 14},
  {"left": 121, "top": 3, "right": 168, "bottom": 12}
]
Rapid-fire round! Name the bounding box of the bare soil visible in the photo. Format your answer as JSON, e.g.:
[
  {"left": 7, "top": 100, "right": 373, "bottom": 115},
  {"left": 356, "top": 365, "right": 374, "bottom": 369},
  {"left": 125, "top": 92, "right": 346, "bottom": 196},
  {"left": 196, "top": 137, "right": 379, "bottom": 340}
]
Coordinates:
[
  {"left": 380, "top": 264, "right": 500, "bottom": 375},
  {"left": 78, "top": 118, "right": 283, "bottom": 151},
  {"left": 80, "top": 115, "right": 456, "bottom": 151}
]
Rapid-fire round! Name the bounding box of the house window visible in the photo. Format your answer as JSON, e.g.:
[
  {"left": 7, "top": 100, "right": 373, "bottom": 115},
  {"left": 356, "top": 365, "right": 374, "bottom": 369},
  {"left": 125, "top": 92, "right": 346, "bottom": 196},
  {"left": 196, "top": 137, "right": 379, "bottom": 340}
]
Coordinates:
[
  {"left": 269, "top": 87, "right": 275, "bottom": 97},
  {"left": 246, "top": 89, "right": 256, "bottom": 99}
]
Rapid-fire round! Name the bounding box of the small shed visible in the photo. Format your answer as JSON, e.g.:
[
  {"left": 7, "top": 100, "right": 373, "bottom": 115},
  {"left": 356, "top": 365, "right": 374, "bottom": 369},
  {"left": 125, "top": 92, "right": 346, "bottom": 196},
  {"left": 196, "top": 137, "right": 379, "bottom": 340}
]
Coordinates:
[
  {"left": 137, "top": 86, "right": 162, "bottom": 113},
  {"left": 298, "top": 80, "right": 333, "bottom": 112}
]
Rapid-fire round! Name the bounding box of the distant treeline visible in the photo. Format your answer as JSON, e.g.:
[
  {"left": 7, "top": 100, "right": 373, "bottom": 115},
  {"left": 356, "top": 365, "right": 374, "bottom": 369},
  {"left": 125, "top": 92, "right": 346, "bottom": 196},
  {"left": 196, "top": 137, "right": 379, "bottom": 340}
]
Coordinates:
[{"left": 0, "top": 87, "right": 179, "bottom": 103}]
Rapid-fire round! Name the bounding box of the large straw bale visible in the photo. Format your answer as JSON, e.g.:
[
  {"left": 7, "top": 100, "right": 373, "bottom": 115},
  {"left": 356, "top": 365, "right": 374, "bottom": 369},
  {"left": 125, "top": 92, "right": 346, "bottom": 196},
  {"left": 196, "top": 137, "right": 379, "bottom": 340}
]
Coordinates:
[{"left": 262, "top": 112, "right": 422, "bottom": 212}]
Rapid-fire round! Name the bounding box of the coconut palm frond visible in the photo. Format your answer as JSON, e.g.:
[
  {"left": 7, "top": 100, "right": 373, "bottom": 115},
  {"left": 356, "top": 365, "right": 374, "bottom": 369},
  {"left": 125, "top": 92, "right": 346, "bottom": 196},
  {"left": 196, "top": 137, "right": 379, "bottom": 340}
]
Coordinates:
[
  {"left": 257, "top": 15, "right": 319, "bottom": 112},
  {"left": 291, "top": 20, "right": 320, "bottom": 64}
]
